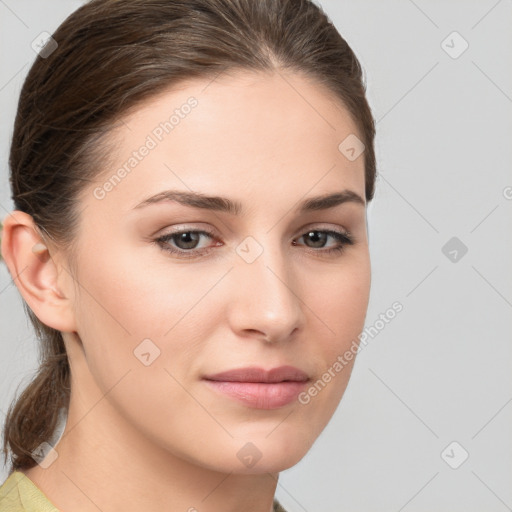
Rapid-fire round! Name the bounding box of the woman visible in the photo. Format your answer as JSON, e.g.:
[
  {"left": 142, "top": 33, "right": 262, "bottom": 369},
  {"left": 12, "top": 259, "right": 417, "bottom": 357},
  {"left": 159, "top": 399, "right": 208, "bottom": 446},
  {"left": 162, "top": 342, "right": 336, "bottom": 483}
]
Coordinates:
[{"left": 0, "top": 0, "right": 376, "bottom": 510}]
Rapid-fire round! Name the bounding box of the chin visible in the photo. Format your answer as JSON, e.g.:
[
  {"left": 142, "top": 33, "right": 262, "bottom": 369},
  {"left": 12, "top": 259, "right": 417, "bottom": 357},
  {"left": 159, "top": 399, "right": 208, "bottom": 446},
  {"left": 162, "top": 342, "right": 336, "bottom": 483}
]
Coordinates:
[
  {"left": 173, "top": 426, "right": 316, "bottom": 475},
  {"left": 251, "top": 448, "right": 311, "bottom": 474},
  {"left": 211, "top": 450, "right": 311, "bottom": 476},
  {"left": 225, "top": 429, "right": 317, "bottom": 475}
]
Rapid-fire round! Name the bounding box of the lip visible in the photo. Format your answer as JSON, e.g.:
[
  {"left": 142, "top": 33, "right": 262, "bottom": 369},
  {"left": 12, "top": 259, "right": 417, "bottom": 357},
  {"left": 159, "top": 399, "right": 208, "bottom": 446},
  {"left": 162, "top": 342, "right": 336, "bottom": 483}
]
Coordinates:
[
  {"left": 204, "top": 365, "right": 309, "bottom": 383},
  {"left": 203, "top": 365, "right": 310, "bottom": 409}
]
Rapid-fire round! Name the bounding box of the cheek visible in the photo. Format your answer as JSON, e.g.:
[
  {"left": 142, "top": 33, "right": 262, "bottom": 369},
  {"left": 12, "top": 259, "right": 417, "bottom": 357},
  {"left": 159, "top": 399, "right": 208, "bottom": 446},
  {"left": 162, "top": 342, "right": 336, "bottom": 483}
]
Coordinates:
[
  {"left": 72, "top": 247, "right": 224, "bottom": 386},
  {"left": 70, "top": 250, "right": 213, "bottom": 439},
  {"left": 75, "top": 242, "right": 208, "bottom": 335},
  {"left": 298, "top": 257, "right": 370, "bottom": 408},
  {"left": 309, "top": 255, "right": 371, "bottom": 344}
]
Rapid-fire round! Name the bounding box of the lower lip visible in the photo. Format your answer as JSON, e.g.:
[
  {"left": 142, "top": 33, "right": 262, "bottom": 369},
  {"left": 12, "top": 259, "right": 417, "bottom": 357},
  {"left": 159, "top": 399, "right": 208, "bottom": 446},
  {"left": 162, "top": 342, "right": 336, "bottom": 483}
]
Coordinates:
[{"left": 203, "top": 380, "right": 308, "bottom": 409}]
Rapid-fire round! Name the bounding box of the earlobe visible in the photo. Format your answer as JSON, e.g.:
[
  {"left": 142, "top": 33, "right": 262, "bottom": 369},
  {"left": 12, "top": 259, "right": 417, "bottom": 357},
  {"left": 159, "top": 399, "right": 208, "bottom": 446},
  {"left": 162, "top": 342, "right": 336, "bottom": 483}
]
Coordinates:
[{"left": 1, "top": 210, "right": 78, "bottom": 333}]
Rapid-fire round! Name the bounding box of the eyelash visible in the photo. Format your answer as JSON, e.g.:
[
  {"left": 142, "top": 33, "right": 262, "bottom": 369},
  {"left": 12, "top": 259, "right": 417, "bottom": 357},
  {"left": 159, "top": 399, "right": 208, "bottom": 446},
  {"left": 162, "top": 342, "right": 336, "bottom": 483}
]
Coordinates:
[{"left": 154, "top": 227, "right": 354, "bottom": 259}]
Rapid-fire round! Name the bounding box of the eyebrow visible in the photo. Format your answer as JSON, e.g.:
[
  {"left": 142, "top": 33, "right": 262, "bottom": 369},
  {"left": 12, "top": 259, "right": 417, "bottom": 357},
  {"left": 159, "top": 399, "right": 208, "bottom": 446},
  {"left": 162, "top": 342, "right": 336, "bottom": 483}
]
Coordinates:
[{"left": 132, "top": 189, "right": 365, "bottom": 214}]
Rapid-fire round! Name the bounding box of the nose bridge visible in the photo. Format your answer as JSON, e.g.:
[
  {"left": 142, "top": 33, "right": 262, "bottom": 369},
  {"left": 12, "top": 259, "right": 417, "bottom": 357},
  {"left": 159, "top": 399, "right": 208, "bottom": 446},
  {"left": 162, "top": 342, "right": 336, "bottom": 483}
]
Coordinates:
[{"left": 230, "top": 233, "right": 303, "bottom": 339}]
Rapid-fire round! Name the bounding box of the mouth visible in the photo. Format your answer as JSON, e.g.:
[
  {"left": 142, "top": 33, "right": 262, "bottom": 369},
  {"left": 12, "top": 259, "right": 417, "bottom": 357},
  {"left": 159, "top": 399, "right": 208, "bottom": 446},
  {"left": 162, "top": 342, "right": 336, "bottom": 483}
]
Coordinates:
[{"left": 202, "top": 365, "right": 310, "bottom": 409}]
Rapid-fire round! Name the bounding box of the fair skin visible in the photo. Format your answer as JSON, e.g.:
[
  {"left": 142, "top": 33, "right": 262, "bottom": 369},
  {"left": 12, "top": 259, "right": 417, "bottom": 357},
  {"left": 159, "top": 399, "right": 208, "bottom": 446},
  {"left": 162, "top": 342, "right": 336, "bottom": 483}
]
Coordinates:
[{"left": 2, "top": 69, "right": 370, "bottom": 512}]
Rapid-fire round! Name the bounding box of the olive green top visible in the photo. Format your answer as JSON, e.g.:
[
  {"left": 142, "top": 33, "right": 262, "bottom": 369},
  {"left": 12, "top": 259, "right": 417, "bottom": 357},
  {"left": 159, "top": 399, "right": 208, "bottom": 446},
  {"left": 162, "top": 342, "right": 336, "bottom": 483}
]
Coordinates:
[
  {"left": 0, "top": 472, "right": 58, "bottom": 512},
  {"left": 0, "top": 470, "right": 287, "bottom": 511}
]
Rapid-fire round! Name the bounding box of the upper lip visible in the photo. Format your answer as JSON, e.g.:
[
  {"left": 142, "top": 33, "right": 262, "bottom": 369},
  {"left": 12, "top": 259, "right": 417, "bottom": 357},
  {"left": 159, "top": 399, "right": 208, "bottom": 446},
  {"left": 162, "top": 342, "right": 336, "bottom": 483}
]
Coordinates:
[{"left": 203, "top": 365, "right": 309, "bottom": 383}]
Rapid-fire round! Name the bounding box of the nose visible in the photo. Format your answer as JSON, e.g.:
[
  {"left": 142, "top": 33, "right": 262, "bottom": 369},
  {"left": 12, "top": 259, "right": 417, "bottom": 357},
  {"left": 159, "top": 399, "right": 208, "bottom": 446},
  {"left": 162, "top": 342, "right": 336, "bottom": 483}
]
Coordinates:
[{"left": 226, "top": 238, "right": 304, "bottom": 344}]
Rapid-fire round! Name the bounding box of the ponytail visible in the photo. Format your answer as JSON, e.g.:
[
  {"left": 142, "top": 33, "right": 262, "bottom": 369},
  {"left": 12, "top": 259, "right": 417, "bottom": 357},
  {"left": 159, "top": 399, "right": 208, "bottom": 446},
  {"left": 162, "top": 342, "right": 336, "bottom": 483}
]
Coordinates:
[{"left": 2, "top": 307, "right": 70, "bottom": 472}]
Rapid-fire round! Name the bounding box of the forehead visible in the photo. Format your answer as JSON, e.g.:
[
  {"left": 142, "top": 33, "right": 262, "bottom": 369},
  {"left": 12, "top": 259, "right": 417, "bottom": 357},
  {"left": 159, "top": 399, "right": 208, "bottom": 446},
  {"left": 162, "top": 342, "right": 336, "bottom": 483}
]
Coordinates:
[{"left": 83, "top": 69, "right": 365, "bottom": 216}]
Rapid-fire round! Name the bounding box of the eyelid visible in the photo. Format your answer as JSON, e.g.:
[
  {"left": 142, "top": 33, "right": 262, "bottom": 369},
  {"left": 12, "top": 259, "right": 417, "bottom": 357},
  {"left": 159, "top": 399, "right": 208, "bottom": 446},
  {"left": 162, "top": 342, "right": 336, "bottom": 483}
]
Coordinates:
[{"left": 299, "top": 222, "right": 350, "bottom": 234}]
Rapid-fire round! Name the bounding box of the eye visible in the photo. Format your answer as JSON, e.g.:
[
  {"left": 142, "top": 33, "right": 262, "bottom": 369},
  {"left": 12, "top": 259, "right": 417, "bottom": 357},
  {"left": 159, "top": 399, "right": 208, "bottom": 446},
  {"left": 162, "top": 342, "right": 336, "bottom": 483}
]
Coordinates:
[
  {"left": 155, "top": 229, "right": 218, "bottom": 258},
  {"left": 293, "top": 229, "right": 354, "bottom": 256}
]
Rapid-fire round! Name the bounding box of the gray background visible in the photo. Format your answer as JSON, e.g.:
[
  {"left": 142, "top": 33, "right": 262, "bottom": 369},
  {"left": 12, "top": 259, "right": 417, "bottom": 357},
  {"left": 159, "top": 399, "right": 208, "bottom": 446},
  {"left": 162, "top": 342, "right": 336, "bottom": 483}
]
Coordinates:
[{"left": 1, "top": 1, "right": 511, "bottom": 511}]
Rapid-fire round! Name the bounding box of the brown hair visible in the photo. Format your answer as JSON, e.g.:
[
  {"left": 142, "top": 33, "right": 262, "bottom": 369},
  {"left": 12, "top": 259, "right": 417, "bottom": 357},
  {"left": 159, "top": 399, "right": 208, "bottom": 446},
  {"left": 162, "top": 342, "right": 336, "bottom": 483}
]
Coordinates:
[{"left": 2, "top": 0, "right": 376, "bottom": 473}]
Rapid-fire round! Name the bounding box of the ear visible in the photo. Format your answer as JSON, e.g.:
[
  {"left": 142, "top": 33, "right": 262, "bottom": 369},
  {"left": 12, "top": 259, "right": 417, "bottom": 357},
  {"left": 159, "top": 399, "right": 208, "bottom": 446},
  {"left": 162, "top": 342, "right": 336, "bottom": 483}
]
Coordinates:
[{"left": 1, "top": 210, "right": 77, "bottom": 332}]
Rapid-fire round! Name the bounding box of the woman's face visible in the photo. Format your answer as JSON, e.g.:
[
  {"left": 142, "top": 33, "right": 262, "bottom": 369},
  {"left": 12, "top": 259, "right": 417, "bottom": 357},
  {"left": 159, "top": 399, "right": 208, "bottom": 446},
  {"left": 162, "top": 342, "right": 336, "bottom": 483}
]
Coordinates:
[{"left": 66, "top": 69, "right": 371, "bottom": 473}]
